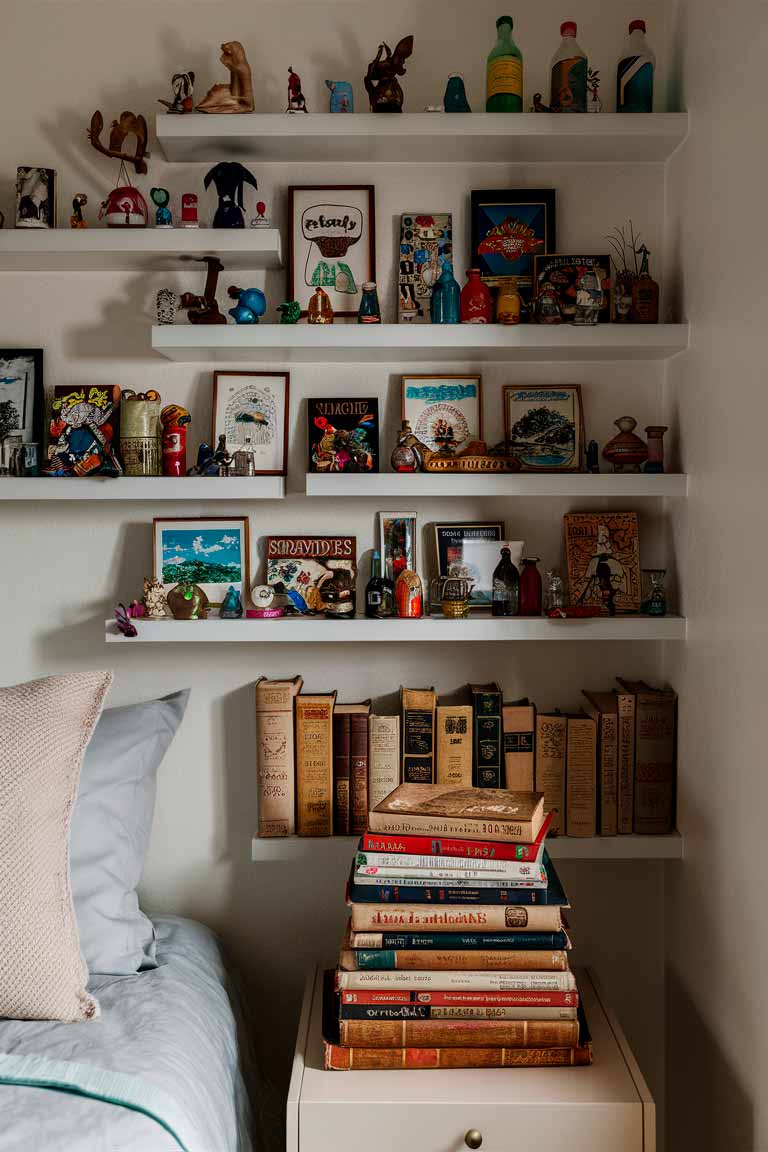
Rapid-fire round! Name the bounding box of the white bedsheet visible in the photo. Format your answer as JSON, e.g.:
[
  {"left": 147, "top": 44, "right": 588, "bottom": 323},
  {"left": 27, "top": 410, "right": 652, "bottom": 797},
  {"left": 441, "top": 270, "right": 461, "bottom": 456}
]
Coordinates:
[{"left": 0, "top": 916, "right": 257, "bottom": 1152}]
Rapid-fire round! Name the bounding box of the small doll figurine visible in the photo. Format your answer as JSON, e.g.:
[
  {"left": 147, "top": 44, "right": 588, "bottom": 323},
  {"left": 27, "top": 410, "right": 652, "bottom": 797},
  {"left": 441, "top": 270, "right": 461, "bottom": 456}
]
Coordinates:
[
  {"left": 150, "top": 187, "right": 173, "bottom": 228},
  {"left": 364, "top": 36, "right": 414, "bottom": 111},
  {"left": 159, "top": 71, "right": 195, "bottom": 114},
  {"left": 286, "top": 67, "right": 309, "bottom": 113},
  {"left": 70, "top": 193, "right": 88, "bottom": 229}
]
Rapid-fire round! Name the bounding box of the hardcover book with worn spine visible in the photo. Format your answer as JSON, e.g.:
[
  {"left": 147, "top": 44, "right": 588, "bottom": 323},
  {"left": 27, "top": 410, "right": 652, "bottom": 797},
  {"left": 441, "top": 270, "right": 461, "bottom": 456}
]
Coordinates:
[
  {"left": 566, "top": 713, "right": 597, "bottom": 837},
  {"left": 348, "top": 928, "right": 570, "bottom": 951},
  {"left": 336, "top": 968, "right": 575, "bottom": 992},
  {"left": 368, "top": 715, "right": 400, "bottom": 811},
  {"left": 400, "top": 687, "right": 436, "bottom": 785},
  {"left": 338, "top": 1015, "right": 580, "bottom": 1049},
  {"left": 582, "top": 690, "right": 618, "bottom": 836},
  {"left": 617, "top": 678, "right": 677, "bottom": 834},
  {"left": 349, "top": 901, "right": 564, "bottom": 933},
  {"left": 308, "top": 397, "right": 379, "bottom": 473},
  {"left": 436, "top": 691, "right": 473, "bottom": 787},
  {"left": 470, "top": 683, "right": 503, "bottom": 788},
  {"left": 339, "top": 948, "right": 569, "bottom": 972},
  {"left": 535, "top": 712, "right": 567, "bottom": 835},
  {"left": 339, "top": 987, "right": 579, "bottom": 1008},
  {"left": 255, "top": 675, "right": 303, "bottom": 837},
  {"left": 502, "top": 699, "right": 536, "bottom": 792},
  {"left": 339, "top": 1003, "right": 578, "bottom": 1022},
  {"left": 614, "top": 686, "right": 636, "bottom": 834},
  {"left": 361, "top": 811, "right": 552, "bottom": 861},
  {"left": 333, "top": 701, "right": 371, "bottom": 835},
  {"left": 296, "top": 692, "right": 337, "bottom": 836},
  {"left": 368, "top": 783, "right": 546, "bottom": 844}
]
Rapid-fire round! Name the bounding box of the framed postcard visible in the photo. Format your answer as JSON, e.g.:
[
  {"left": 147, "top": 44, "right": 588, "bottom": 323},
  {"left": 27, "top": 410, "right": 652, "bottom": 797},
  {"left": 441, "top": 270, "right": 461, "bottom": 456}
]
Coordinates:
[
  {"left": 563, "top": 512, "right": 641, "bottom": 614},
  {"left": 288, "top": 185, "right": 375, "bottom": 317},
  {"left": 533, "top": 254, "right": 612, "bottom": 323},
  {"left": 470, "top": 189, "right": 556, "bottom": 310},
  {"left": 308, "top": 397, "right": 379, "bottom": 472},
  {"left": 379, "top": 512, "right": 417, "bottom": 584},
  {"left": 154, "top": 517, "right": 250, "bottom": 607},
  {"left": 266, "top": 536, "right": 357, "bottom": 613},
  {"left": 0, "top": 349, "right": 43, "bottom": 470},
  {"left": 398, "top": 212, "right": 453, "bottom": 323},
  {"left": 212, "top": 372, "right": 289, "bottom": 476},
  {"left": 402, "top": 375, "right": 482, "bottom": 455},
  {"left": 433, "top": 522, "right": 505, "bottom": 610},
  {"left": 503, "top": 384, "right": 584, "bottom": 472}
]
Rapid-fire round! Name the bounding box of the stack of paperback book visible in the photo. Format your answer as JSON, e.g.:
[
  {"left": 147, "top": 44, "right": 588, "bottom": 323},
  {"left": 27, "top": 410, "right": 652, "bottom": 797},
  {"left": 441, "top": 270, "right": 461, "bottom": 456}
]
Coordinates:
[{"left": 323, "top": 784, "right": 593, "bottom": 1069}]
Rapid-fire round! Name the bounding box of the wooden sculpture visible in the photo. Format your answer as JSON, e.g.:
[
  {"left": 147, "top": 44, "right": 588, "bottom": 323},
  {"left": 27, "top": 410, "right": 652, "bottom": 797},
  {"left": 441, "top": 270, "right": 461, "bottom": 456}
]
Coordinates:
[
  {"left": 87, "top": 110, "right": 149, "bottom": 175},
  {"left": 179, "top": 256, "right": 227, "bottom": 324},
  {"left": 196, "top": 41, "right": 254, "bottom": 114},
  {"left": 364, "top": 36, "right": 414, "bottom": 112}
]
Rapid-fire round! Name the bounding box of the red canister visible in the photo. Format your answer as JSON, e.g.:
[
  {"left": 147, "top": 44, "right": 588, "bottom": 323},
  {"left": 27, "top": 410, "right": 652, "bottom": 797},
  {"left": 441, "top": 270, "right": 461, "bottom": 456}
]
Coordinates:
[
  {"left": 160, "top": 404, "right": 191, "bottom": 477},
  {"left": 460, "top": 268, "right": 493, "bottom": 323}
]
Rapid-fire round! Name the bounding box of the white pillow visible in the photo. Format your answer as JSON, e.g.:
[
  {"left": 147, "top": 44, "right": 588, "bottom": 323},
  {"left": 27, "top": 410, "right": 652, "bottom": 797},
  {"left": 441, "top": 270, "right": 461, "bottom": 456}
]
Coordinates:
[{"left": 0, "top": 671, "right": 112, "bottom": 1021}]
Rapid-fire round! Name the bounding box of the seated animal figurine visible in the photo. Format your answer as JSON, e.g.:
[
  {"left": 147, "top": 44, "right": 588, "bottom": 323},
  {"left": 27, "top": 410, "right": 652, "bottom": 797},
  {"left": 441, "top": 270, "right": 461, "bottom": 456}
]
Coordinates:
[
  {"left": 196, "top": 41, "right": 254, "bottom": 114},
  {"left": 220, "top": 586, "right": 243, "bottom": 619},
  {"left": 326, "top": 80, "right": 354, "bottom": 113},
  {"left": 277, "top": 300, "right": 301, "bottom": 324},
  {"left": 227, "top": 285, "right": 267, "bottom": 324},
  {"left": 167, "top": 581, "right": 210, "bottom": 620}
]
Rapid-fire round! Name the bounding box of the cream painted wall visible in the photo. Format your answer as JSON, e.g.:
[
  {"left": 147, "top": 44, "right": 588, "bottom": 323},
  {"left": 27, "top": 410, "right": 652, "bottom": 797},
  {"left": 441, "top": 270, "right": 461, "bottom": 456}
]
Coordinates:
[
  {"left": 665, "top": 2, "right": 768, "bottom": 1149},
  {"left": 1, "top": 0, "right": 675, "bottom": 1130}
]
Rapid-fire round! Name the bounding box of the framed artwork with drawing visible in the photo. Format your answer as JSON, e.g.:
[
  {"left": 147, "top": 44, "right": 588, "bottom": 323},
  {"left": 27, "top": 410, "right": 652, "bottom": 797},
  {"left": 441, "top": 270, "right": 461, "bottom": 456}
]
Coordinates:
[
  {"left": 211, "top": 372, "right": 289, "bottom": 476},
  {"left": 288, "top": 186, "right": 376, "bottom": 317},
  {"left": 401, "top": 375, "right": 482, "bottom": 455}
]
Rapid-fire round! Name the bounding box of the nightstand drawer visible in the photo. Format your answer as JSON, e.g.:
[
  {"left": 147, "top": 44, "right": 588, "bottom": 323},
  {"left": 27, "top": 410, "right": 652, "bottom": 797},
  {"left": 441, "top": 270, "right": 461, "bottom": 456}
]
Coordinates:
[{"left": 288, "top": 969, "right": 654, "bottom": 1152}]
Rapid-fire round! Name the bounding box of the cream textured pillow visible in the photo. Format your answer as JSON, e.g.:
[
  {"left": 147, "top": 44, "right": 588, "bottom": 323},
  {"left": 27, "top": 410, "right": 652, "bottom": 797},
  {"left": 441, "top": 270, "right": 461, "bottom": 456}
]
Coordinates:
[{"left": 0, "top": 670, "right": 112, "bottom": 1021}]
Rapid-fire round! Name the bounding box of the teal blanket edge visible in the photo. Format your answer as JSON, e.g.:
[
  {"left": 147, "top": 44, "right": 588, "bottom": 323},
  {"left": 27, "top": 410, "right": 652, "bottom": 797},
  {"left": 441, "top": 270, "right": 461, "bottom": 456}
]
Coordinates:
[{"left": 0, "top": 1053, "right": 195, "bottom": 1152}]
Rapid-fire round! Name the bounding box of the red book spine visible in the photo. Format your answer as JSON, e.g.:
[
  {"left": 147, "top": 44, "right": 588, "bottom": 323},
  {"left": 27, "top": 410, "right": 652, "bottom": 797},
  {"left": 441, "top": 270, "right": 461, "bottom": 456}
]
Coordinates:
[
  {"left": 350, "top": 713, "right": 369, "bottom": 836},
  {"left": 324, "top": 1040, "right": 591, "bottom": 1070},
  {"left": 340, "top": 987, "right": 578, "bottom": 1007},
  {"left": 333, "top": 713, "right": 351, "bottom": 835},
  {"left": 361, "top": 812, "right": 551, "bottom": 862}
]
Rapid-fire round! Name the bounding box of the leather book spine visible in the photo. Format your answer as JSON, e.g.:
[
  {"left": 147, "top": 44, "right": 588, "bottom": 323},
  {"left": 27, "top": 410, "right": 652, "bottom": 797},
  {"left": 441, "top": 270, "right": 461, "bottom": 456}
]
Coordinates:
[
  {"left": 565, "top": 716, "right": 597, "bottom": 837},
  {"left": 296, "top": 693, "right": 336, "bottom": 836},
  {"left": 400, "top": 688, "right": 436, "bottom": 784},
  {"left": 324, "top": 1040, "right": 592, "bottom": 1069},
  {"left": 615, "top": 690, "right": 636, "bottom": 834},
  {"left": 350, "top": 712, "right": 369, "bottom": 835},
  {"left": 337, "top": 1016, "right": 580, "bottom": 1049},
  {"left": 436, "top": 704, "right": 473, "bottom": 786},
  {"left": 332, "top": 711, "right": 351, "bottom": 835},
  {"left": 255, "top": 676, "right": 302, "bottom": 837},
  {"left": 535, "top": 713, "right": 566, "bottom": 835},
  {"left": 340, "top": 948, "right": 569, "bottom": 971},
  {"left": 368, "top": 716, "right": 400, "bottom": 810},
  {"left": 502, "top": 704, "right": 536, "bottom": 792}
]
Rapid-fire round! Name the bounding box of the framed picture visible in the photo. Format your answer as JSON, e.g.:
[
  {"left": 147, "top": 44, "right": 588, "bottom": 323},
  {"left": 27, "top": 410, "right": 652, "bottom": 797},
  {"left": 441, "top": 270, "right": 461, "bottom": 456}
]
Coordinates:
[
  {"left": 563, "top": 512, "right": 641, "bottom": 614},
  {"left": 379, "top": 512, "right": 417, "bottom": 584},
  {"left": 288, "top": 185, "right": 375, "bottom": 317},
  {"left": 15, "top": 167, "right": 56, "bottom": 229},
  {"left": 533, "top": 254, "right": 612, "bottom": 323},
  {"left": 212, "top": 372, "right": 289, "bottom": 476},
  {"left": 265, "top": 536, "right": 356, "bottom": 613},
  {"left": 307, "top": 397, "right": 379, "bottom": 472},
  {"left": 153, "top": 517, "right": 250, "bottom": 607},
  {"left": 503, "top": 384, "right": 584, "bottom": 472},
  {"left": 470, "top": 189, "right": 556, "bottom": 310},
  {"left": 0, "top": 349, "right": 43, "bottom": 471},
  {"left": 402, "top": 375, "right": 482, "bottom": 454},
  {"left": 433, "top": 522, "right": 505, "bottom": 610},
  {"left": 398, "top": 212, "right": 453, "bottom": 323}
]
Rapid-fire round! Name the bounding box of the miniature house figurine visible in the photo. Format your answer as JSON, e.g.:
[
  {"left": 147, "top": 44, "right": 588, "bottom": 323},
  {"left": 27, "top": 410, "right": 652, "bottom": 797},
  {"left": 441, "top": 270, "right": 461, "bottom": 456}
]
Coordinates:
[
  {"left": 364, "top": 35, "right": 414, "bottom": 111},
  {"left": 196, "top": 41, "right": 254, "bottom": 113}
]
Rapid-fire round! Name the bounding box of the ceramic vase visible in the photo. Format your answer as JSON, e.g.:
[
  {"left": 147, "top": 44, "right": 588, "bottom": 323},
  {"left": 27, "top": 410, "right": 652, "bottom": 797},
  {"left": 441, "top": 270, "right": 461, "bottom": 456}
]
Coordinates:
[
  {"left": 460, "top": 268, "right": 493, "bottom": 323},
  {"left": 602, "top": 417, "right": 649, "bottom": 473}
]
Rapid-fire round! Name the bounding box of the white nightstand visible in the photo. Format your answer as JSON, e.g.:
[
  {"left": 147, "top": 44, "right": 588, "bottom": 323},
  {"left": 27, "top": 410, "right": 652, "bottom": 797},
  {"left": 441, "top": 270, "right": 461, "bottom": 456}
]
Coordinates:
[{"left": 287, "top": 967, "right": 655, "bottom": 1152}]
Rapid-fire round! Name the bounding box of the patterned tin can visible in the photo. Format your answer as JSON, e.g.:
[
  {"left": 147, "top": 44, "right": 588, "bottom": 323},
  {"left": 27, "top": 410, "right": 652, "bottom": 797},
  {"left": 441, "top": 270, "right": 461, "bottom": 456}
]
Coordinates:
[{"left": 120, "top": 396, "right": 161, "bottom": 475}]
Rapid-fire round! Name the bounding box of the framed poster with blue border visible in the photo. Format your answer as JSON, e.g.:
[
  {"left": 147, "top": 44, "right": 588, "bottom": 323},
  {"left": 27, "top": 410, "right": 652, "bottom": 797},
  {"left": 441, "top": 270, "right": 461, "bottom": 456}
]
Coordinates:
[{"left": 470, "top": 189, "right": 556, "bottom": 312}]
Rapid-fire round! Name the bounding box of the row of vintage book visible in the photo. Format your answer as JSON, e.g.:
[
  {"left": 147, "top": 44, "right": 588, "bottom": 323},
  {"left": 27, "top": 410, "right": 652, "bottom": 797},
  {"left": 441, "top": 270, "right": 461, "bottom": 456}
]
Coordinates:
[
  {"left": 322, "top": 783, "right": 593, "bottom": 1069},
  {"left": 256, "top": 676, "right": 677, "bottom": 839}
]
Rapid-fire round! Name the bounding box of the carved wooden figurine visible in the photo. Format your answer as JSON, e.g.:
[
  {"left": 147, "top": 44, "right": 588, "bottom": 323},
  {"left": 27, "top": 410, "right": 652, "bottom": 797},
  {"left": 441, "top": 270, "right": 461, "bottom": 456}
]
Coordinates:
[
  {"left": 364, "top": 36, "right": 414, "bottom": 112},
  {"left": 179, "top": 256, "right": 227, "bottom": 324},
  {"left": 87, "top": 110, "right": 149, "bottom": 174},
  {"left": 196, "top": 41, "right": 254, "bottom": 113}
]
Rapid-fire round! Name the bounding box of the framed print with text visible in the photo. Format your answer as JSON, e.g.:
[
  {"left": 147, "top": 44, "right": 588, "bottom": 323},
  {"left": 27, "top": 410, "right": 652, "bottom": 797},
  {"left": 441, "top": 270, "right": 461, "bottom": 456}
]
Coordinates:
[
  {"left": 433, "top": 522, "right": 505, "bottom": 609},
  {"left": 288, "top": 185, "right": 375, "bottom": 318}
]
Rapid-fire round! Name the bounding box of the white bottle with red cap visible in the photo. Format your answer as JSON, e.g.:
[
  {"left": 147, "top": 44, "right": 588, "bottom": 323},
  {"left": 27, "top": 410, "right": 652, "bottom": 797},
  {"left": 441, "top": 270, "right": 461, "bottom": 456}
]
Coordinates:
[
  {"left": 617, "top": 19, "right": 655, "bottom": 112},
  {"left": 550, "top": 21, "right": 588, "bottom": 112}
]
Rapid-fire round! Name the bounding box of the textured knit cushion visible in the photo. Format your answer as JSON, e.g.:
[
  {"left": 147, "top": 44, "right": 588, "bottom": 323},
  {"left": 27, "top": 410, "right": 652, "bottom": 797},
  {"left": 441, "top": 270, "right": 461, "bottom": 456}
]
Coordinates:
[
  {"left": 71, "top": 689, "right": 190, "bottom": 974},
  {"left": 0, "top": 670, "right": 112, "bottom": 1022}
]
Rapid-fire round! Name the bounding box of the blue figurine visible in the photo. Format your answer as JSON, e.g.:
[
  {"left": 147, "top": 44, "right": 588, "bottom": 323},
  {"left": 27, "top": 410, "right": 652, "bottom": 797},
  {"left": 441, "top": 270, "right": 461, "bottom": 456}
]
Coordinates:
[
  {"left": 150, "top": 187, "right": 173, "bottom": 227},
  {"left": 325, "top": 80, "right": 354, "bottom": 113},
  {"left": 443, "top": 74, "right": 471, "bottom": 112},
  {"left": 220, "top": 586, "right": 243, "bottom": 619},
  {"left": 186, "top": 442, "right": 220, "bottom": 476},
  {"left": 227, "top": 285, "right": 267, "bottom": 324},
  {"left": 286, "top": 588, "right": 309, "bottom": 614}
]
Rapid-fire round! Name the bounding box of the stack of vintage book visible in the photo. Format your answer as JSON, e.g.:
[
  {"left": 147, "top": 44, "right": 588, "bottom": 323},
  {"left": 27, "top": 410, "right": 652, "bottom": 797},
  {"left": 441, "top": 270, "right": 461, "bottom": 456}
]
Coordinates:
[{"left": 323, "top": 784, "right": 593, "bottom": 1069}]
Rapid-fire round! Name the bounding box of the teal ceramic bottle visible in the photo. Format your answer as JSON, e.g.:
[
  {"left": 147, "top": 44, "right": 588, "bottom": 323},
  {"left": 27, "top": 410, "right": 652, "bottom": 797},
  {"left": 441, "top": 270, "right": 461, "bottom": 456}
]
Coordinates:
[{"left": 431, "top": 263, "right": 461, "bottom": 324}]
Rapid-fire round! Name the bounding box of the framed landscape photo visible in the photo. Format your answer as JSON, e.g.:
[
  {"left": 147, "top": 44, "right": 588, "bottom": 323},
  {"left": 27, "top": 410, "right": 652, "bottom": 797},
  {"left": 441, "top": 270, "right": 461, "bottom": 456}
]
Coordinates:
[
  {"left": 379, "top": 512, "right": 417, "bottom": 584},
  {"left": 503, "top": 384, "right": 584, "bottom": 472},
  {"left": 433, "top": 522, "right": 505, "bottom": 610},
  {"left": 212, "top": 372, "right": 289, "bottom": 476},
  {"left": 0, "top": 349, "right": 43, "bottom": 471},
  {"left": 402, "top": 375, "right": 482, "bottom": 455},
  {"left": 288, "top": 185, "right": 375, "bottom": 318},
  {"left": 533, "top": 254, "right": 612, "bottom": 323},
  {"left": 470, "top": 189, "right": 556, "bottom": 311},
  {"left": 153, "top": 517, "right": 250, "bottom": 606}
]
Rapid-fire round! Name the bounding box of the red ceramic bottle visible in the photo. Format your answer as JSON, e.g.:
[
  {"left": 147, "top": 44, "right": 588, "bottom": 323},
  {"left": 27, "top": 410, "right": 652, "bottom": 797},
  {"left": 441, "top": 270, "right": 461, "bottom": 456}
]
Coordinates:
[
  {"left": 460, "top": 268, "right": 493, "bottom": 323},
  {"left": 519, "top": 557, "right": 543, "bottom": 616}
]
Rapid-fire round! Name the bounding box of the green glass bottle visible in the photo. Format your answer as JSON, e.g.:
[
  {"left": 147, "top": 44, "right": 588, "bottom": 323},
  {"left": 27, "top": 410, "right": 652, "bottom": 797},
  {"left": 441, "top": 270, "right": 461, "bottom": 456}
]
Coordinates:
[{"left": 486, "top": 15, "right": 523, "bottom": 112}]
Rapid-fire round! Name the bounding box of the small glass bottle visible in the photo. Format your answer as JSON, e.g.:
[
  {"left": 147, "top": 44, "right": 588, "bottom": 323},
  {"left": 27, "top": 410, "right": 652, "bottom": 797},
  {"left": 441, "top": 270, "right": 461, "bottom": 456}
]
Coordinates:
[
  {"left": 358, "top": 281, "right": 381, "bottom": 323},
  {"left": 617, "top": 20, "right": 655, "bottom": 113},
  {"left": 461, "top": 268, "right": 493, "bottom": 324},
  {"left": 545, "top": 568, "right": 566, "bottom": 612},
  {"left": 486, "top": 15, "right": 523, "bottom": 113},
  {"left": 365, "top": 550, "right": 394, "bottom": 618},
  {"left": 491, "top": 546, "right": 519, "bottom": 617},
  {"left": 550, "top": 21, "right": 588, "bottom": 112},
  {"left": 431, "top": 262, "right": 461, "bottom": 324},
  {"left": 519, "top": 557, "right": 542, "bottom": 616},
  {"left": 496, "top": 277, "right": 522, "bottom": 324}
]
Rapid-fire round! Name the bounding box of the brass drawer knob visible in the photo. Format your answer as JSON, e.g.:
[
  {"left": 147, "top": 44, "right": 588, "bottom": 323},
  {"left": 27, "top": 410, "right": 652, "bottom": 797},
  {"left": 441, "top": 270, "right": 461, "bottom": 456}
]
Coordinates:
[{"left": 465, "top": 1132, "right": 483, "bottom": 1150}]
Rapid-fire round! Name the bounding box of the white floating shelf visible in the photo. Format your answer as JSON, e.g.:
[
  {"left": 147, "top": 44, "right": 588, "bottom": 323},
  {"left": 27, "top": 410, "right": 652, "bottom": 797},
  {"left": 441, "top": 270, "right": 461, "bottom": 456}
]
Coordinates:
[
  {"left": 251, "top": 832, "right": 684, "bottom": 863},
  {"left": 0, "top": 228, "right": 282, "bottom": 272},
  {"left": 106, "top": 614, "right": 686, "bottom": 643},
  {"left": 304, "top": 473, "right": 688, "bottom": 499},
  {"left": 0, "top": 476, "right": 284, "bottom": 501},
  {"left": 151, "top": 323, "right": 689, "bottom": 364},
  {"left": 157, "top": 112, "right": 689, "bottom": 165}
]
